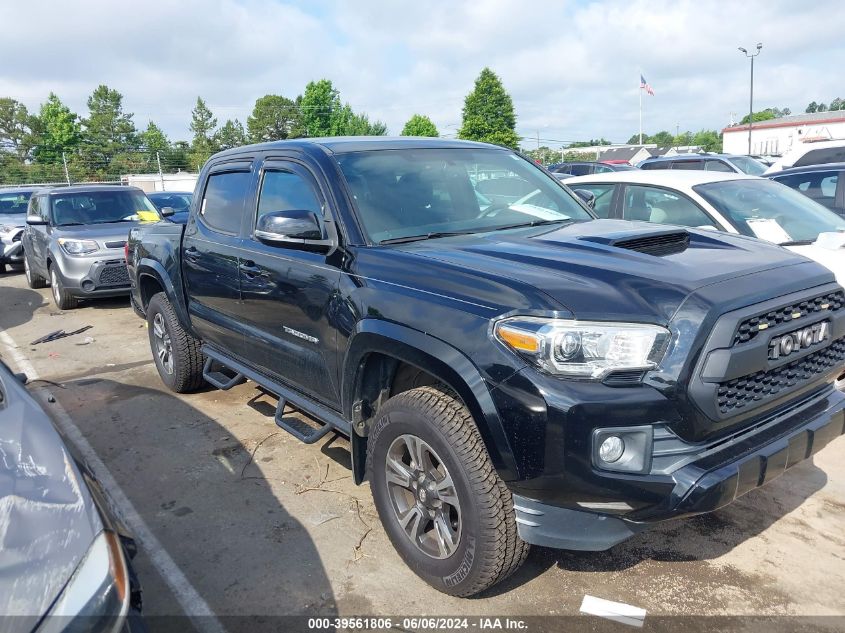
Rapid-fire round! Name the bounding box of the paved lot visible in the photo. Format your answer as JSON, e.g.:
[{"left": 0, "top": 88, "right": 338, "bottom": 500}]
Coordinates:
[{"left": 1, "top": 270, "right": 844, "bottom": 631}]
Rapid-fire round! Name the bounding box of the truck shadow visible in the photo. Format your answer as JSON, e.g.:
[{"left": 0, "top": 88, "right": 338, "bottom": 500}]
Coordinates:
[
  {"left": 46, "top": 377, "right": 338, "bottom": 633},
  {"left": 486, "top": 460, "right": 829, "bottom": 596}
]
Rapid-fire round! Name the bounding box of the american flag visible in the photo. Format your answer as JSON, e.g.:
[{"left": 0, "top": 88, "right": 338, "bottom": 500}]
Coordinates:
[{"left": 640, "top": 74, "right": 655, "bottom": 96}]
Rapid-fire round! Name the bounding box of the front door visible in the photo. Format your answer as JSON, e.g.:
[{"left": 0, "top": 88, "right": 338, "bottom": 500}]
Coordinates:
[
  {"left": 236, "top": 159, "right": 342, "bottom": 408},
  {"left": 24, "top": 195, "right": 50, "bottom": 276},
  {"left": 182, "top": 163, "right": 254, "bottom": 353}
]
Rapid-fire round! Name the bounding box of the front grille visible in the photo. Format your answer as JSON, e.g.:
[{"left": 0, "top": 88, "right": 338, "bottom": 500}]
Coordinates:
[
  {"left": 733, "top": 290, "right": 845, "bottom": 345},
  {"left": 612, "top": 230, "right": 689, "bottom": 256},
  {"left": 716, "top": 337, "right": 845, "bottom": 413},
  {"left": 98, "top": 265, "right": 130, "bottom": 286}
]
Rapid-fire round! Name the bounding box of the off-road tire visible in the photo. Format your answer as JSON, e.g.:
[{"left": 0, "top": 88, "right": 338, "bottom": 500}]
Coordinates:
[
  {"left": 24, "top": 252, "right": 47, "bottom": 288},
  {"left": 49, "top": 265, "right": 78, "bottom": 310},
  {"left": 147, "top": 292, "right": 205, "bottom": 393},
  {"left": 367, "top": 386, "right": 530, "bottom": 596}
]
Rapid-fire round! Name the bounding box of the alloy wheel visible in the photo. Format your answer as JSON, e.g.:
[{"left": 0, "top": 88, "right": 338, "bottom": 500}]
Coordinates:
[
  {"left": 385, "top": 433, "right": 462, "bottom": 559},
  {"left": 152, "top": 312, "right": 174, "bottom": 374}
]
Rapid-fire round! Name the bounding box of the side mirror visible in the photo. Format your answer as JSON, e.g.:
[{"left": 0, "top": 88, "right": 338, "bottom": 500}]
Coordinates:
[
  {"left": 255, "top": 209, "right": 323, "bottom": 244},
  {"left": 573, "top": 189, "right": 596, "bottom": 210},
  {"left": 160, "top": 206, "right": 175, "bottom": 217},
  {"left": 26, "top": 214, "right": 46, "bottom": 225}
]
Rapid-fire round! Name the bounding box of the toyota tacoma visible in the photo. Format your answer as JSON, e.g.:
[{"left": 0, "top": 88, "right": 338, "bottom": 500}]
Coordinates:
[{"left": 126, "top": 137, "right": 845, "bottom": 596}]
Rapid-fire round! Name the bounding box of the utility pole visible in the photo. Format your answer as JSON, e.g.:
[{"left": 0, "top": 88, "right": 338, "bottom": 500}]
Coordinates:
[
  {"left": 62, "top": 152, "right": 71, "bottom": 185},
  {"left": 156, "top": 151, "right": 165, "bottom": 191},
  {"left": 738, "top": 43, "right": 763, "bottom": 155}
]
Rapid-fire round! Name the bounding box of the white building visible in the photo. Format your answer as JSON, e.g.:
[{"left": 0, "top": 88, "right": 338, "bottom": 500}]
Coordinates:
[
  {"left": 722, "top": 110, "right": 845, "bottom": 156},
  {"left": 121, "top": 172, "right": 198, "bottom": 193}
]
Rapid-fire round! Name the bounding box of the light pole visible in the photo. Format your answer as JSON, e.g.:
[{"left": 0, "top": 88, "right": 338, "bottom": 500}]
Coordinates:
[{"left": 738, "top": 43, "right": 762, "bottom": 156}]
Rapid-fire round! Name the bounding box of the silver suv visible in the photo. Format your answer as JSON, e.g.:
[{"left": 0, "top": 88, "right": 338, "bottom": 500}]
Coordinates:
[{"left": 22, "top": 185, "right": 160, "bottom": 309}]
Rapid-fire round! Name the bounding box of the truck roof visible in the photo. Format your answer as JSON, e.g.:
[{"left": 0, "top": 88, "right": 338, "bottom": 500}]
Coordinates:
[{"left": 213, "top": 136, "right": 501, "bottom": 158}]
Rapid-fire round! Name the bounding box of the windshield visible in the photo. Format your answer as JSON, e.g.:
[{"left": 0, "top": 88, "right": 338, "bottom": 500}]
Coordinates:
[
  {"left": 51, "top": 189, "right": 159, "bottom": 226},
  {"left": 728, "top": 156, "right": 767, "bottom": 176},
  {"left": 336, "top": 148, "right": 593, "bottom": 243},
  {"left": 0, "top": 191, "right": 33, "bottom": 215},
  {"left": 694, "top": 179, "right": 845, "bottom": 244}
]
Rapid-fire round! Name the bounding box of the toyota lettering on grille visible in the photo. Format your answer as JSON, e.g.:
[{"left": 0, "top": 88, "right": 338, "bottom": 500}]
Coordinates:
[{"left": 768, "top": 321, "right": 829, "bottom": 360}]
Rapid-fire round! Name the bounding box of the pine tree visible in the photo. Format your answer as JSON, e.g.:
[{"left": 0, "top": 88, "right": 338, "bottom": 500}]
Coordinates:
[{"left": 458, "top": 68, "right": 519, "bottom": 149}]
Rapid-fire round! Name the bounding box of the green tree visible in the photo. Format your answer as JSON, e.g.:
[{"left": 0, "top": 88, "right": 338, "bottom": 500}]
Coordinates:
[
  {"left": 401, "top": 114, "right": 439, "bottom": 137},
  {"left": 650, "top": 130, "right": 674, "bottom": 145},
  {"left": 830, "top": 98, "right": 844, "bottom": 112},
  {"left": 0, "top": 98, "right": 37, "bottom": 162},
  {"left": 216, "top": 119, "right": 248, "bottom": 150},
  {"left": 32, "top": 93, "right": 81, "bottom": 164},
  {"left": 806, "top": 101, "right": 819, "bottom": 113},
  {"left": 458, "top": 68, "right": 519, "bottom": 149},
  {"left": 189, "top": 97, "right": 218, "bottom": 168},
  {"left": 568, "top": 138, "right": 611, "bottom": 148},
  {"left": 80, "top": 84, "right": 138, "bottom": 171},
  {"left": 300, "top": 79, "right": 341, "bottom": 137},
  {"left": 140, "top": 121, "right": 169, "bottom": 154},
  {"left": 333, "top": 105, "right": 386, "bottom": 135},
  {"left": 691, "top": 129, "right": 722, "bottom": 152},
  {"left": 247, "top": 95, "right": 302, "bottom": 142},
  {"left": 673, "top": 131, "right": 694, "bottom": 146}
]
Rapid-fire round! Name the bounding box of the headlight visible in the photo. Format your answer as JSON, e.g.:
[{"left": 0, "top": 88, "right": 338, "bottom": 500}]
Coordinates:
[
  {"left": 494, "top": 317, "right": 670, "bottom": 379},
  {"left": 58, "top": 238, "right": 99, "bottom": 255},
  {"left": 38, "top": 531, "right": 129, "bottom": 633}
]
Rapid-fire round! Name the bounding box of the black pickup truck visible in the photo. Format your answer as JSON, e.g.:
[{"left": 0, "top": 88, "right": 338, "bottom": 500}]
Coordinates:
[{"left": 127, "top": 137, "right": 845, "bottom": 596}]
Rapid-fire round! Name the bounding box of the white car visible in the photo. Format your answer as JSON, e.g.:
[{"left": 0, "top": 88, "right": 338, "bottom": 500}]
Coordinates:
[
  {"left": 565, "top": 170, "right": 845, "bottom": 284},
  {"left": 765, "top": 139, "right": 845, "bottom": 174}
]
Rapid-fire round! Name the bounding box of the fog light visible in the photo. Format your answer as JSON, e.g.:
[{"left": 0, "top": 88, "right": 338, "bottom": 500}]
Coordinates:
[
  {"left": 599, "top": 436, "right": 625, "bottom": 463},
  {"left": 81, "top": 280, "right": 95, "bottom": 292}
]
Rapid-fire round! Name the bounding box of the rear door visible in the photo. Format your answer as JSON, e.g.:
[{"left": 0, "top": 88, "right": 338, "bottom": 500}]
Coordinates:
[
  {"left": 235, "top": 157, "right": 342, "bottom": 407},
  {"left": 182, "top": 160, "right": 255, "bottom": 353},
  {"left": 620, "top": 184, "right": 721, "bottom": 228}
]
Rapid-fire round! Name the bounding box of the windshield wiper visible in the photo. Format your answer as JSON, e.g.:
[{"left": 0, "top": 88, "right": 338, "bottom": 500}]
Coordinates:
[
  {"left": 780, "top": 239, "right": 814, "bottom": 246},
  {"left": 57, "top": 222, "right": 84, "bottom": 227},
  {"left": 488, "top": 218, "right": 575, "bottom": 232},
  {"left": 379, "top": 230, "right": 476, "bottom": 245}
]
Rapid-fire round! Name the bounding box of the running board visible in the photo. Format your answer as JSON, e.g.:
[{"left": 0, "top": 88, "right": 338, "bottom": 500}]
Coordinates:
[
  {"left": 202, "top": 357, "right": 246, "bottom": 390},
  {"left": 201, "top": 346, "right": 351, "bottom": 441}
]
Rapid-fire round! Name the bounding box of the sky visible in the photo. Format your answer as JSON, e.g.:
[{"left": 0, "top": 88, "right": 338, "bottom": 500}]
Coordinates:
[{"left": 2, "top": 0, "right": 844, "bottom": 148}]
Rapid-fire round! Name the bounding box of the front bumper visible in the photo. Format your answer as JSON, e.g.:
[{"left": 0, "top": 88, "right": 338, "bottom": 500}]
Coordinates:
[
  {"left": 510, "top": 385, "right": 845, "bottom": 551},
  {"left": 54, "top": 251, "right": 131, "bottom": 298}
]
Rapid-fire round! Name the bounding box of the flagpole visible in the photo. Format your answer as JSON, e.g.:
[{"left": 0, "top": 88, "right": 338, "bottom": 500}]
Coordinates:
[{"left": 638, "top": 81, "right": 643, "bottom": 145}]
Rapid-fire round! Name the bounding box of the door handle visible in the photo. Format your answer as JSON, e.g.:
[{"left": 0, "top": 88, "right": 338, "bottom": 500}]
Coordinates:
[
  {"left": 184, "top": 247, "right": 201, "bottom": 261},
  {"left": 239, "top": 260, "right": 267, "bottom": 278}
]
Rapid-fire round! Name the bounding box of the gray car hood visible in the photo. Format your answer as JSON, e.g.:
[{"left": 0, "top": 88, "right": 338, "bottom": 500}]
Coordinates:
[
  {"left": 0, "top": 363, "right": 101, "bottom": 627},
  {"left": 0, "top": 213, "right": 27, "bottom": 229},
  {"left": 53, "top": 221, "right": 139, "bottom": 247}
]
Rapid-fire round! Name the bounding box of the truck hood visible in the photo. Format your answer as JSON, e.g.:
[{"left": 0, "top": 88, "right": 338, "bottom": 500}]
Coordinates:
[
  {"left": 0, "top": 365, "right": 101, "bottom": 627},
  {"left": 399, "top": 220, "right": 831, "bottom": 323}
]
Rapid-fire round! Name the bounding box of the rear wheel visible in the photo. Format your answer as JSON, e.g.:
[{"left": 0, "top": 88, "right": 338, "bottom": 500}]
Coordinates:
[
  {"left": 147, "top": 292, "right": 205, "bottom": 393},
  {"left": 50, "top": 266, "right": 78, "bottom": 310},
  {"left": 367, "top": 386, "right": 529, "bottom": 596},
  {"left": 24, "top": 253, "right": 47, "bottom": 288}
]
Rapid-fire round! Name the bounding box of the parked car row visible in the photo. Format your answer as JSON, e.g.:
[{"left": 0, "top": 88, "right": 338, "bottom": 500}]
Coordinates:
[{"left": 3, "top": 136, "right": 845, "bottom": 604}]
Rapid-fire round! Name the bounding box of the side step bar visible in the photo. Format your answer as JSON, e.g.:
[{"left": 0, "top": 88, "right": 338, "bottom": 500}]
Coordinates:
[{"left": 201, "top": 346, "right": 351, "bottom": 442}]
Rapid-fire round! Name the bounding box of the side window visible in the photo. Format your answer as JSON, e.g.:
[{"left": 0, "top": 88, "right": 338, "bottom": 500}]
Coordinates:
[
  {"left": 593, "top": 164, "right": 613, "bottom": 173},
  {"left": 39, "top": 196, "right": 51, "bottom": 222},
  {"left": 705, "top": 160, "right": 734, "bottom": 172},
  {"left": 200, "top": 171, "right": 252, "bottom": 234},
  {"left": 573, "top": 184, "right": 615, "bottom": 218},
  {"left": 569, "top": 164, "right": 591, "bottom": 176},
  {"left": 257, "top": 170, "right": 322, "bottom": 223},
  {"left": 672, "top": 160, "right": 704, "bottom": 171},
  {"left": 774, "top": 172, "right": 837, "bottom": 209},
  {"left": 795, "top": 147, "right": 845, "bottom": 167},
  {"left": 623, "top": 185, "right": 717, "bottom": 228}
]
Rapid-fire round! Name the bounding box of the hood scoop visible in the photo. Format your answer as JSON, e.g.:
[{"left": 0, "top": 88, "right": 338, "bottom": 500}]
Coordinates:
[{"left": 609, "top": 229, "right": 690, "bottom": 256}]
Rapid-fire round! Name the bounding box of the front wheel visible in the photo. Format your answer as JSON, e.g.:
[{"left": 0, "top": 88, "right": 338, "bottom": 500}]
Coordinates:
[
  {"left": 50, "top": 266, "right": 78, "bottom": 310},
  {"left": 367, "top": 386, "right": 529, "bottom": 596},
  {"left": 146, "top": 292, "right": 205, "bottom": 393}
]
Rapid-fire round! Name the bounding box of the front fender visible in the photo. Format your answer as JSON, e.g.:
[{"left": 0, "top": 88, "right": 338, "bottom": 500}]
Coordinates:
[
  {"left": 343, "top": 319, "right": 520, "bottom": 482},
  {"left": 136, "top": 258, "right": 191, "bottom": 330}
]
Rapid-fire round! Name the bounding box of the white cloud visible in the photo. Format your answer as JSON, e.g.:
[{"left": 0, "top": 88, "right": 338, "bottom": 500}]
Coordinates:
[{"left": 1, "top": 0, "right": 843, "bottom": 145}]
